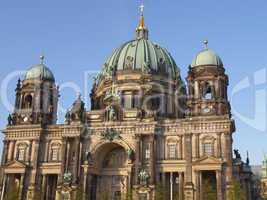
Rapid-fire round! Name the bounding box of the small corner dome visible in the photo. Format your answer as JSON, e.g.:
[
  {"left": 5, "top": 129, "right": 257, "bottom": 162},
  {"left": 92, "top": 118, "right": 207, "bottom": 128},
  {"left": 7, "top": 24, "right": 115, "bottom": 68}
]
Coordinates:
[
  {"left": 191, "top": 48, "right": 223, "bottom": 68},
  {"left": 24, "top": 56, "right": 55, "bottom": 81}
]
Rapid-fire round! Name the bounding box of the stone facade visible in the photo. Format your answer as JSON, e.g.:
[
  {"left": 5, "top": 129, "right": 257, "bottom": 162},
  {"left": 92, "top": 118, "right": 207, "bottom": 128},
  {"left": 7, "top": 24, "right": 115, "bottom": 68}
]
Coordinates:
[{"left": 0, "top": 9, "right": 254, "bottom": 200}]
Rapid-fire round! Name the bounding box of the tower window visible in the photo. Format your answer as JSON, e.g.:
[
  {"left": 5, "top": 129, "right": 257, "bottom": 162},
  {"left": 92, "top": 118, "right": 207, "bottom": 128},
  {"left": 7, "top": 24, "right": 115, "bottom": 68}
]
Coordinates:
[
  {"left": 24, "top": 95, "right": 33, "bottom": 109},
  {"left": 203, "top": 83, "right": 213, "bottom": 100}
]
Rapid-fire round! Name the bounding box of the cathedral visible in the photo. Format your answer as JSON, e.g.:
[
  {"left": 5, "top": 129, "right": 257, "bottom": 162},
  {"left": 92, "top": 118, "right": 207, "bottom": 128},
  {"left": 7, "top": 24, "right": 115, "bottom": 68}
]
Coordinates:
[{"left": 0, "top": 5, "right": 254, "bottom": 200}]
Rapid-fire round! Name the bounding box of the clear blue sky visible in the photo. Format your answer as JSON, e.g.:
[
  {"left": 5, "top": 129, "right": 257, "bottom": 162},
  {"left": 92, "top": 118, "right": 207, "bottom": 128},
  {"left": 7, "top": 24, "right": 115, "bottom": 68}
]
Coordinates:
[{"left": 0, "top": 0, "right": 267, "bottom": 165}]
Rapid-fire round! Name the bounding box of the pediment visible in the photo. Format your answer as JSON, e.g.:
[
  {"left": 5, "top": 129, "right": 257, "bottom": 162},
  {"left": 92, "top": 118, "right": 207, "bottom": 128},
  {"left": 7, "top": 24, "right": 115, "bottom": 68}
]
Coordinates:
[
  {"left": 193, "top": 156, "right": 222, "bottom": 165},
  {"left": 5, "top": 160, "right": 27, "bottom": 169}
]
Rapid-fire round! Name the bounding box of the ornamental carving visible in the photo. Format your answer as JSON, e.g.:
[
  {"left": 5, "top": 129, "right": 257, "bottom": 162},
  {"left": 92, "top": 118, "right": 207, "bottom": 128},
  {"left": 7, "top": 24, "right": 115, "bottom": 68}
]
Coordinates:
[
  {"left": 138, "top": 169, "right": 150, "bottom": 186},
  {"left": 101, "top": 128, "right": 121, "bottom": 142}
]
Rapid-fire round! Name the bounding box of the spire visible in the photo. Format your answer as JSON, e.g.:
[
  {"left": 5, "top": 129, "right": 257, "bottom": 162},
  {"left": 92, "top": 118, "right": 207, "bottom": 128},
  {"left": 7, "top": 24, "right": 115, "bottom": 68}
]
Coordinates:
[{"left": 136, "top": 2, "right": 148, "bottom": 40}]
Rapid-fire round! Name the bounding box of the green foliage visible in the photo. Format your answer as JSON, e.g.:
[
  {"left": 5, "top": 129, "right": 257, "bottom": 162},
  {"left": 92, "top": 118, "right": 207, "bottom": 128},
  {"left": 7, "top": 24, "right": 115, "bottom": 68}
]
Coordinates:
[
  {"left": 227, "top": 179, "right": 246, "bottom": 200},
  {"left": 99, "top": 190, "right": 111, "bottom": 200},
  {"left": 3, "top": 187, "right": 19, "bottom": 200}
]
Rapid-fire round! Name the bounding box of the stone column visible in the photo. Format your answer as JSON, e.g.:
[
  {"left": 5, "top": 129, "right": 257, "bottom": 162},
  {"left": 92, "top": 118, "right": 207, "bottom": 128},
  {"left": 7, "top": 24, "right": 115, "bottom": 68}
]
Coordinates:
[
  {"left": 7, "top": 141, "right": 15, "bottom": 161},
  {"left": 134, "top": 135, "right": 140, "bottom": 185},
  {"left": 59, "top": 138, "right": 67, "bottom": 183},
  {"left": 195, "top": 134, "right": 200, "bottom": 158},
  {"left": 195, "top": 171, "right": 200, "bottom": 200},
  {"left": 44, "top": 140, "right": 49, "bottom": 162},
  {"left": 184, "top": 133, "right": 194, "bottom": 200},
  {"left": 170, "top": 172, "right": 173, "bottom": 200},
  {"left": 216, "top": 170, "right": 223, "bottom": 200},
  {"left": 0, "top": 174, "right": 7, "bottom": 200},
  {"left": 72, "top": 137, "right": 80, "bottom": 184},
  {"left": 199, "top": 172, "right": 203, "bottom": 200},
  {"left": 178, "top": 172, "right": 184, "bottom": 200},
  {"left": 82, "top": 165, "right": 88, "bottom": 200},
  {"left": 217, "top": 133, "right": 222, "bottom": 158},
  {"left": 149, "top": 136, "right": 155, "bottom": 185},
  {"left": 224, "top": 133, "right": 233, "bottom": 184},
  {"left": 30, "top": 140, "right": 39, "bottom": 186},
  {"left": 41, "top": 175, "right": 47, "bottom": 200},
  {"left": 179, "top": 136, "right": 183, "bottom": 160},
  {"left": 18, "top": 174, "right": 25, "bottom": 200}
]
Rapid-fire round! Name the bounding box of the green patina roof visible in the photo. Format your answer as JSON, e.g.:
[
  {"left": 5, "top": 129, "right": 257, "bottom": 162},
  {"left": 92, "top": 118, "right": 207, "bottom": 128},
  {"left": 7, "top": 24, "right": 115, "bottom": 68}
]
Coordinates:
[
  {"left": 102, "top": 38, "right": 181, "bottom": 80},
  {"left": 25, "top": 64, "right": 55, "bottom": 81},
  {"left": 191, "top": 48, "right": 223, "bottom": 67}
]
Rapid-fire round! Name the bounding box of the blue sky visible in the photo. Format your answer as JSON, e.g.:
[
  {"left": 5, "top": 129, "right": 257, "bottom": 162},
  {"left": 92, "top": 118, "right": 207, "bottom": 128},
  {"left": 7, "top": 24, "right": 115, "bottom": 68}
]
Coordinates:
[{"left": 0, "top": 0, "right": 267, "bottom": 165}]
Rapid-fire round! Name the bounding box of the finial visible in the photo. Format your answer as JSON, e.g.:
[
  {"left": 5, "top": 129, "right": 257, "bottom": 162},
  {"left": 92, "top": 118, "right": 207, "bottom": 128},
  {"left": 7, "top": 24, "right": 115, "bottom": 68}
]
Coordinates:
[
  {"left": 203, "top": 40, "right": 209, "bottom": 49},
  {"left": 136, "top": 1, "right": 148, "bottom": 39},
  {"left": 40, "top": 55, "right": 45, "bottom": 64},
  {"left": 138, "top": 2, "right": 145, "bottom": 29}
]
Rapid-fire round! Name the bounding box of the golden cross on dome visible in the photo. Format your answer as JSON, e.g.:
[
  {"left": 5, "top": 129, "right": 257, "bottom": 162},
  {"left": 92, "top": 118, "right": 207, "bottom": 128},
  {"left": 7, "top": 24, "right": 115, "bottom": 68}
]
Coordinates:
[
  {"left": 138, "top": 1, "right": 145, "bottom": 29},
  {"left": 140, "top": 3, "right": 144, "bottom": 16}
]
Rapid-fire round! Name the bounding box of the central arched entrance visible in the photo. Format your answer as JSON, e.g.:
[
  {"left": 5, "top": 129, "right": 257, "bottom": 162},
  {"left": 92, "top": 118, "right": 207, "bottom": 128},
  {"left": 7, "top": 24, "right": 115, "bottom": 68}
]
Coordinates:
[{"left": 93, "top": 143, "right": 130, "bottom": 200}]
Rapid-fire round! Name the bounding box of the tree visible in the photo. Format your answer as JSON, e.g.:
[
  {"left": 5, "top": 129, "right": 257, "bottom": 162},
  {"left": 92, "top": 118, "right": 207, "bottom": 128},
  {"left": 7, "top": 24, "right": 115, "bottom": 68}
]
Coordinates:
[{"left": 227, "top": 179, "right": 246, "bottom": 200}]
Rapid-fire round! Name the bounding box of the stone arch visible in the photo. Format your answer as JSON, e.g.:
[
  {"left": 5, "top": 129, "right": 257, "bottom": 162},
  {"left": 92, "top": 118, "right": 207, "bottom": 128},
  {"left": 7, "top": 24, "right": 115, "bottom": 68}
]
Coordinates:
[
  {"left": 23, "top": 94, "right": 33, "bottom": 109},
  {"left": 91, "top": 140, "right": 133, "bottom": 169}
]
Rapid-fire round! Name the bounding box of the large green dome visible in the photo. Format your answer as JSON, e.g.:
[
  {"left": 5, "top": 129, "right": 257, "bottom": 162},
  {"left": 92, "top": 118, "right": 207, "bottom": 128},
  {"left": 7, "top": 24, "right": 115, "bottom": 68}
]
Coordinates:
[{"left": 101, "top": 38, "right": 180, "bottom": 80}]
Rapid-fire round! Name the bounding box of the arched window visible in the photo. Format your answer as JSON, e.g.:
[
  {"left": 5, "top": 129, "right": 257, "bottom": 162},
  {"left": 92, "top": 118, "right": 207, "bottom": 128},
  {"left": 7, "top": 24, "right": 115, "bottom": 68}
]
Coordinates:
[
  {"left": 17, "top": 143, "right": 28, "bottom": 161},
  {"left": 24, "top": 95, "right": 33, "bottom": 109},
  {"left": 202, "top": 82, "right": 213, "bottom": 100}
]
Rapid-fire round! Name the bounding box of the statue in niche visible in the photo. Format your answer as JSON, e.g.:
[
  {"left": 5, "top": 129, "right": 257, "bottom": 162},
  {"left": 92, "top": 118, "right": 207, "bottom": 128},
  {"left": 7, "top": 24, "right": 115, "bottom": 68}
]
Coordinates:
[
  {"left": 85, "top": 151, "right": 93, "bottom": 164},
  {"left": 7, "top": 114, "right": 13, "bottom": 126},
  {"left": 125, "top": 56, "right": 134, "bottom": 70},
  {"left": 107, "top": 106, "right": 117, "bottom": 121},
  {"left": 63, "top": 172, "right": 72, "bottom": 184},
  {"left": 65, "top": 110, "right": 71, "bottom": 124},
  {"left": 158, "top": 58, "right": 166, "bottom": 73},
  {"left": 138, "top": 169, "right": 150, "bottom": 186},
  {"left": 143, "top": 61, "right": 151, "bottom": 73},
  {"left": 127, "top": 149, "right": 134, "bottom": 161}
]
